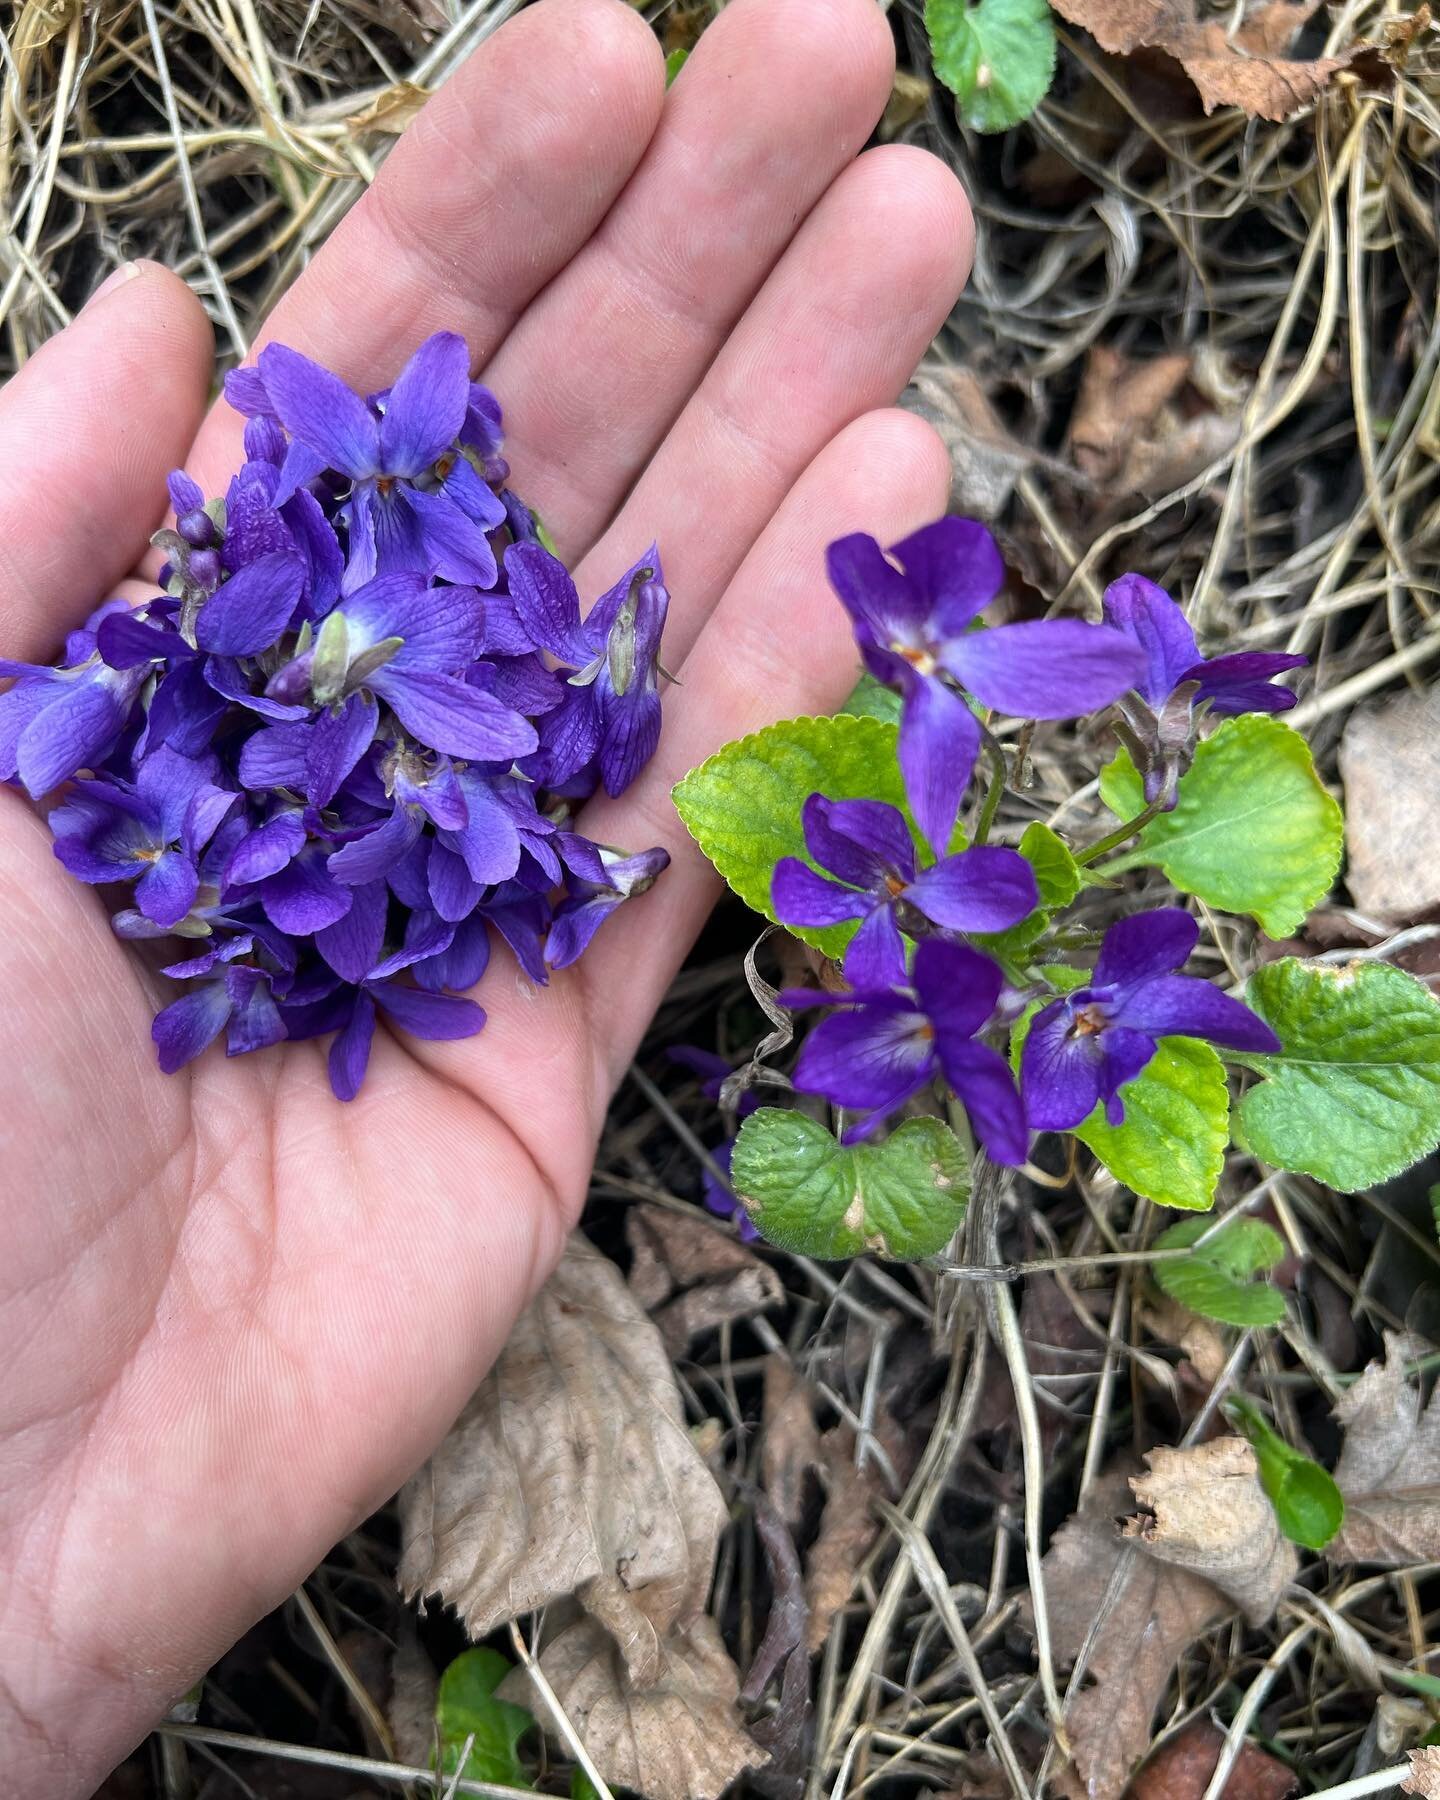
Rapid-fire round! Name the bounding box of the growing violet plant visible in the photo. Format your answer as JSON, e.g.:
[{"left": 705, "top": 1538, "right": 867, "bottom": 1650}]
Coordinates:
[
  {"left": 0, "top": 332, "right": 670, "bottom": 1099},
  {"left": 673, "top": 515, "right": 1440, "bottom": 1282}
]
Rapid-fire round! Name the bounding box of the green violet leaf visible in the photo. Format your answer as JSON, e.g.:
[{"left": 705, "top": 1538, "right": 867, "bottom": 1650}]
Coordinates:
[
  {"left": 838, "top": 671, "right": 903, "bottom": 726},
  {"left": 1100, "top": 714, "right": 1342, "bottom": 939},
  {"left": 1237, "top": 958, "right": 1440, "bottom": 1190},
  {"left": 1226, "top": 1395, "right": 1344, "bottom": 1551},
  {"left": 1154, "top": 1214, "right": 1288, "bottom": 1327},
  {"left": 435, "top": 1649, "right": 534, "bottom": 1790},
  {"left": 731, "top": 1110, "right": 969, "bottom": 1260},
  {"left": 926, "top": 0, "right": 1058, "bottom": 132},
  {"left": 1077, "top": 1038, "right": 1230, "bottom": 1212},
  {"left": 673, "top": 714, "right": 948, "bottom": 959}
]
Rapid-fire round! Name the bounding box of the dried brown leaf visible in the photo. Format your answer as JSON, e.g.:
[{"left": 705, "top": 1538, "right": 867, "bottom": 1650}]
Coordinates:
[
  {"left": 1142, "top": 1295, "right": 1229, "bottom": 1387},
  {"left": 761, "top": 1355, "right": 823, "bottom": 1526},
  {"left": 804, "top": 1424, "right": 892, "bottom": 1650},
  {"left": 903, "top": 365, "right": 1043, "bottom": 520},
  {"left": 1125, "top": 1438, "right": 1298, "bottom": 1625},
  {"left": 500, "top": 1608, "right": 767, "bottom": 1800},
  {"left": 1068, "top": 345, "right": 1193, "bottom": 486},
  {"left": 1039, "top": 1444, "right": 1295, "bottom": 1800},
  {"left": 1332, "top": 1332, "right": 1440, "bottom": 1565},
  {"left": 1048, "top": 0, "right": 1352, "bottom": 119},
  {"left": 1043, "top": 1508, "right": 1226, "bottom": 1800},
  {"left": 1403, "top": 1747, "right": 1440, "bottom": 1799},
  {"left": 398, "top": 1233, "right": 727, "bottom": 1686},
  {"left": 626, "top": 1203, "right": 784, "bottom": 1356},
  {"left": 1128, "top": 1718, "right": 1298, "bottom": 1800},
  {"left": 1339, "top": 689, "right": 1440, "bottom": 920},
  {"left": 345, "top": 80, "right": 430, "bottom": 137},
  {"left": 387, "top": 1627, "right": 439, "bottom": 1770}
]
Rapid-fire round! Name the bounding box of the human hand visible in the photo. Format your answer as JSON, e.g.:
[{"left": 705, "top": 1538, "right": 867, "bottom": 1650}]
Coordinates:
[{"left": 0, "top": 0, "right": 970, "bottom": 1788}]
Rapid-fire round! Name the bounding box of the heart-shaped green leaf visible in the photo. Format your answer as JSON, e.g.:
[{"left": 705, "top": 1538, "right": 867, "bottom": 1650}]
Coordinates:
[
  {"left": 1237, "top": 958, "right": 1440, "bottom": 1190},
  {"left": 435, "top": 1649, "right": 534, "bottom": 1789},
  {"left": 1100, "top": 715, "right": 1342, "bottom": 939},
  {"left": 673, "top": 714, "right": 937, "bottom": 958},
  {"left": 730, "top": 1110, "right": 969, "bottom": 1260},
  {"left": 1077, "top": 1038, "right": 1230, "bottom": 1212},
  {"left": 926, "top": 0, "right": 1058, "bottom": 132},
  {"left": 1154, "top": 1214, "right": 1287, "bottom": 1326}
]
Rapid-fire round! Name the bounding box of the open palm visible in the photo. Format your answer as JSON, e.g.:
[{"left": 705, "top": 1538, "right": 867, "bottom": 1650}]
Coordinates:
[{"left": 0, "top": 0, "right": 969, "bottom": 1789}]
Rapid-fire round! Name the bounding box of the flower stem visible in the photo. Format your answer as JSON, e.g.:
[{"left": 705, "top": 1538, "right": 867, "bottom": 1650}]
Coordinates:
[
  {"left": 972, "top": 742, "right": 1008, "bottom": 845},
  {"left": 1074, "top": 798, "right": 1167, "bottom": 867}
]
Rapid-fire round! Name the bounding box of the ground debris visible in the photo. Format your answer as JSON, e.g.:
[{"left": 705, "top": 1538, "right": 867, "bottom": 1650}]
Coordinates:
[
  {"left": 626, "top": 1201, "right": 784, "bottom": 1355},
  {"left": 397, "top": 1232, "right": 728, "bottom": 1684},
  {"left": 1339, "top": 688, "right": 1440, "bottom": 920},
  {"left": 1035, "top": 1442, "right": 1296, "bottom": 1800},
  {"left": 1048, "top": 0, "right": 1358, "bottom": 118},
  {"left": 500, "top": 1605, "right": 768, "bottom": 1800},
  {"left": 1128, "top": 1718, "right": 1298, "bottom": 1800},
  {"left": 1331, "top": 1332, "right": 1440, "bottom": 1565},
  {"left": 1124, "top": 1438, "right": 1298, "bottom": 1624},
  {"left": 1403, "top": 1747, "right": 1440, "bottom": 1798}
]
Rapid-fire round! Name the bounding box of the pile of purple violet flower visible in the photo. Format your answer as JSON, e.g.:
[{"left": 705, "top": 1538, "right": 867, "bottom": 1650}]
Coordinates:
[{"left": 0, "top": 332, "right": 668, "bottom": 1098}]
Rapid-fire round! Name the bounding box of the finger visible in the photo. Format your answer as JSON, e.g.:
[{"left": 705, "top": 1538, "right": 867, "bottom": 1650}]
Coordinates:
[
  {"left": 557, "top": 411, "right": 951, "bottom": 1118},
  {"left": 571, "top": 144, "right": 973, "bottom": 664},
  {"left": 0, "top": 262, "right": 213, "bottom": 662},
  {"left": 478, "top": 0, "right": 898, "bottom": 557},
  {"left": 183, "top": 0, "right": 665, "bottom": 491}
]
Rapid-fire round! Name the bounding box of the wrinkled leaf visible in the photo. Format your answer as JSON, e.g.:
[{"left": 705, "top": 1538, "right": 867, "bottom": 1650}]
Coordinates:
[
  {"left": 1238, "top": 958, "right": 1440, "bottom": 1190},
  {"left": 1037, "top": 1470, "right": 1228, "bottom": 1800},
  {"left": 1154, "top": 1215, "right": 1288, "bottom": 1327},
  {"left": 500, "top": 1609, "right": 767, "bottom": 1800},
  {"left": 673, "top": 714, "right": 923, "bottom": 958},
  {"left": 1047, "top": 0, "right": 1356, "bottom": 120},
  {"left": 1226, "top": 1396, "right": 1344, "bottom": 1550},
  {"left": 1403, "top": 1747, "right": 1440, "bottom": 1798},
  {"left": 435, "top": 1649, "right": 534, "bottom": 1789},
  {"left": 398, "top": 1233, "right": 727, "bottom": 1686},
  {"left": 1020, "top": 821, "right": 1082, "bottom": 908},
  {"left": 1124, "top": 1438, "right": 1298, "bottom": 1624},
  {"left": 731, "top": 1110, "right": 970, "bottom": 1260},
  {"left": 926, "top": 0, "right": 1059, "bottom": 131},
  {"left": 1102, "top": 715, "right": 1342, "bottom": 938},
  {"left": 1078, "top": 1037, "right": 1230, "bottom": 1211},
  {"left": 1331, "top": 1332, "right": 1440, "bottom": 1566},
  {"left": 626, "top": 1203, "right": 783, "bottom": 1355}
]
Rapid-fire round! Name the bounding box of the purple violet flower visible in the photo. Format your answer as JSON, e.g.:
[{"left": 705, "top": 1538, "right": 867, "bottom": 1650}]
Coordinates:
[
  {"left": 781, "top": 937, "right": 1027, "bottom": 1161},
  {"left": 1020, "top": 907, "right": 1281, "bottom": 1130},
  {"left": 546, "top": 843, "right": 670, "bottom": 970},
  {"left": 0, "top": 606, "right": 147, "bottom": 798},
  {"left": 50, "top": 747, "right": 238, "bottom": 928},
  {"left": 772, "top": 794, "right": 1038, "bottom": 986},
  {"left": 506, "top": 541, "right": 669, "bottom": 797},
  {"left": 1, "top": 333, "right": 671, "bottom": 1099},
  {"left": 1103, "top": 574, "right": 1306, "bottom": 716},
  {"left": 250, "top": 332, "right": 506, "bottom": 589},
  {"left": 827, "top": 518, "right": 1146, "bottom": 853}
]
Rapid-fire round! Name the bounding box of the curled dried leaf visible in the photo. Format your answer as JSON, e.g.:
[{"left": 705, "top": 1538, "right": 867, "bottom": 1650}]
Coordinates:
[
  {"left": 1404, "top": 1747, "right": 1440, "bottom": 1800},
  {"left": 1048, "top": 0, "right": 1359, "bottom": 119},
  {"left": 1125, "top": 1438, "right": 1298, "bottom": 1625},
  {"left": 398, "top": 1233, "right": 727, "bottom": 1687},
  {"left": 626, "top": 1203, "right": 784, "bottom": 1355},
  {"left": 1331, "top": 1332, "right": 1440, "bottom": 1566},
  {"left": 500, "top": 1609, "right": 767, "bottom": 1800}
]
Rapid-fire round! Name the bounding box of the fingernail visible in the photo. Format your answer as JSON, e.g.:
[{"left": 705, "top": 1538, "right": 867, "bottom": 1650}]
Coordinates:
[{"left": 85, "top": 261, "right": 142, "bottom": 309}]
